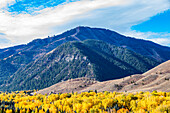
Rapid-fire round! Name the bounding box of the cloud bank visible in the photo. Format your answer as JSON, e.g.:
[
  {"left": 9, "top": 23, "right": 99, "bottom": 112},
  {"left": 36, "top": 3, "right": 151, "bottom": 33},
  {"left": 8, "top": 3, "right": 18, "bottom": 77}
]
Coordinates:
[
  {"left": 124, "top": 30, "right": 170, "bottom": 46},
  {"left": 0, "top": 0, "right": 169, "bottom": 48}
]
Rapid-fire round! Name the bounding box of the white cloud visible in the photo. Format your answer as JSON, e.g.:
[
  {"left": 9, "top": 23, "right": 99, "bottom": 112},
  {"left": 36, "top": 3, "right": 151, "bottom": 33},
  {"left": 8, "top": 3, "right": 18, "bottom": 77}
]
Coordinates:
[
  {"left": 150, "top": 38, "right": 170, "bottom": 46},
  {"left": 0, "top": 0, "right": 15, "bottom": 9},
  {"left": 0, "top": 0, "right": 169, "bottom": 48},
  {"left": 124, "top": 30, "right": 170, "bottom": 46},
  {"left": 123, "top": 30, "right": 157, "bottom": 39},
  {"left": 0, "top": 34, "right": 14, "bottom": 48}
]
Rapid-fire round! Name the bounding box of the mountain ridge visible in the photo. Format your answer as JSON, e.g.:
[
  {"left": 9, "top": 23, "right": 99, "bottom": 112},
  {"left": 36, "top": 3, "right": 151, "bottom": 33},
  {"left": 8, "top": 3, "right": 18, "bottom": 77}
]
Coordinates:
[
  {"left": 0, "top": 26, "right": 170, "bottom": 91},
  {"left": 0, "top": 40, "right": 158, "bottom": 91},
  {"left": 1, "top": 26, "right": 170, "bottom": 61}
]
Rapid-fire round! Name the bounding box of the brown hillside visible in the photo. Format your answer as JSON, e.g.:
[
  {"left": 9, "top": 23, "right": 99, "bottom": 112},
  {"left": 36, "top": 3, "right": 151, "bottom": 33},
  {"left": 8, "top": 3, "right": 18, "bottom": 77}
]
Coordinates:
[
  {"left": 143, "top": 60, "right": 170, "bottom": 75},
  {"left": 36, "top": 61, "right": 170, "bottom": 94}
]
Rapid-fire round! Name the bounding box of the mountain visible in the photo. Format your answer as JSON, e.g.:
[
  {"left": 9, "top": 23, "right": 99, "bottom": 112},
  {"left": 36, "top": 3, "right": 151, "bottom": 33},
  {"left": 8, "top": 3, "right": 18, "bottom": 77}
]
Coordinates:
[
  {"left": 0, "top": 26, "right": 170, "bottom": 91},
  {"left": 0, "top": 40, "right": 158, "bottom": 91},
  {"left": 0, "top": 60, "right": 16, "bottom": 85},
  {"left": 36, "top": 60, "right": 170, "bottom": 94},
  {"left": 0, "top": 26, "right": 170, "bottom": 81},
  {"left": 1, "top": 26, "right": 170, "bottom": 62}
]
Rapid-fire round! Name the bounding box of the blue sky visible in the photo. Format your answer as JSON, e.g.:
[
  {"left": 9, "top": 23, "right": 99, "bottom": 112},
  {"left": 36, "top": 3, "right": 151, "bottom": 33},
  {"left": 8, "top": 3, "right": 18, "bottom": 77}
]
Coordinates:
[
  {"left": 7, "top": 0, "right": 80, "bottom": 14},
  {"left": 131, "top": 9, "right": 170, "bottom": 46},
  {"left": 0, "top": 0, "right": 170, "bottom": 48},
  {"left": 132, "top": 10, "right": 170, "bottom": 33}
]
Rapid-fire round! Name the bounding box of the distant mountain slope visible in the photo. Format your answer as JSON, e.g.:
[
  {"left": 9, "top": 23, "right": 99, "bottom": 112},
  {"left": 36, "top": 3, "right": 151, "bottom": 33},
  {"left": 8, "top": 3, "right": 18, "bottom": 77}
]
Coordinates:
[
  {"left": 36, "top": 60, "right": 170, "bottom": 94},
  {"left": 74, "top": 27, "right": 170, "bottom": 62},
  {"left": 0, "top": 26, "right": 170, "bottom": 81},
  {"left": 1, "top": 40, "right": 158, "bottom": 91},
  {"left": 1, "top": 26, "right": 170, "bottom": 62}
]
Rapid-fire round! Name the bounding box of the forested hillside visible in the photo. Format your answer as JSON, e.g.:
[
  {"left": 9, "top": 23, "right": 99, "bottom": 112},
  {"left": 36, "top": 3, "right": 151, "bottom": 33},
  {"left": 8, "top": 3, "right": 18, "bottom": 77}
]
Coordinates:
[{"left": 0, "top": 40, "right": 158, "bottom": 91}]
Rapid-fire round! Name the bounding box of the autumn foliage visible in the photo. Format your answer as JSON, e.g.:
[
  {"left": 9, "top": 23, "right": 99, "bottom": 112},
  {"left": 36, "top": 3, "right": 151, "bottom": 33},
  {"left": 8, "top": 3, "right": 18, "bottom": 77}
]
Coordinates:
[{"left": 0, "top": 91, "right": 170, "bottom": 113}]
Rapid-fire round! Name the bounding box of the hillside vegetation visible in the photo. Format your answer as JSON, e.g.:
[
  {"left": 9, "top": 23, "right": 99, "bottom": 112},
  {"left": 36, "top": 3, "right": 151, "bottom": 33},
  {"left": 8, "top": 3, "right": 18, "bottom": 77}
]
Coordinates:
[
  {"left": 36, "top": 60, "right": 170, "bottom": 94},
  {"left": 0, "top": 40, "right": 158, "bottom": 91},
  {"left": 0, "top": 91, "right": 170, "bottom": 113},
  {"left": 0, "top": 26, "right": 169, "bottom": 91}
]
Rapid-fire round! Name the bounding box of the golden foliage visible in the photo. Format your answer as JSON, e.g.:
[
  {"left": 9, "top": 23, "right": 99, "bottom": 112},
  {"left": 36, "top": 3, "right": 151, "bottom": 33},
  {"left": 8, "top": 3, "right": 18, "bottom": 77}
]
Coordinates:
[{"left": 0, "top": 91, "right": 169, "bottom": 113}]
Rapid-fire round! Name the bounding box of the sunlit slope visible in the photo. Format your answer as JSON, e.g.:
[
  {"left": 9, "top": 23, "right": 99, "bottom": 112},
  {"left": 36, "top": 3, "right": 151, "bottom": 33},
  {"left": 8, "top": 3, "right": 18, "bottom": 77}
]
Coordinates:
[{"left": 36, "top": 60, "right": 170, "bottom": 94}]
